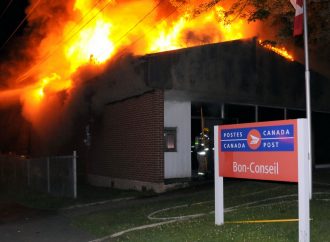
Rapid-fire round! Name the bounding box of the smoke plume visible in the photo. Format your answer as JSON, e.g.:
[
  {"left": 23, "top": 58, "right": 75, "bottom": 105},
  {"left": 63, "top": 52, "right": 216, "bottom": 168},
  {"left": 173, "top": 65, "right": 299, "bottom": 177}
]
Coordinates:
[{"left": 0, "top": 0, "right": 265, "bottom": 154}]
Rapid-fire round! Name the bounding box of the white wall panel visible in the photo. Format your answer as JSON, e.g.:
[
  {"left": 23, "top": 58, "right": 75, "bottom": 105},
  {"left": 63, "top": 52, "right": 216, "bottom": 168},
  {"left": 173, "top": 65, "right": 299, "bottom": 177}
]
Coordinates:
[{"left": 164, "top": 100, "right": 191, "bottom": 178}]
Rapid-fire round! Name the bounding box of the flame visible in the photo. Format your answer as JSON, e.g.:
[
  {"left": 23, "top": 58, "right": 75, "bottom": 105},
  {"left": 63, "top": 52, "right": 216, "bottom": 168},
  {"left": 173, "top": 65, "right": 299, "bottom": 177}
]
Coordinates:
[
  {"left": 258, "top": 40, "right": 294, "bottom": 61},
  {"left": 65, "top": 20, "right": 115, "bottom": 69},
  {"left": 1, "top": 0, "right": 294, "bottom": 129},
  {"left": 146, "top": 6, "right": 249, "bottom": 53}
]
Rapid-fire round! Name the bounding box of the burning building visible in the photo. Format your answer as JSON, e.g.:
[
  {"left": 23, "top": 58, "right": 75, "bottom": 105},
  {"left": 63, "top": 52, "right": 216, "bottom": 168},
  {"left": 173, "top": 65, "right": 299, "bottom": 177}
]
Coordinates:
[
  {"left": 1, "top": 0, "right": 330, "bottom": 191},
  {"left": 85, "top": 37, "right": 330, "bottom": 192}
]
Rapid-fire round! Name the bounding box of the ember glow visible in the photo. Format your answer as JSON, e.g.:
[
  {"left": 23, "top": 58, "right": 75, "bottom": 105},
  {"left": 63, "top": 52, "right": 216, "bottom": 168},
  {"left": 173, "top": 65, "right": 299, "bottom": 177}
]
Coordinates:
[
  {"left": 0, "top": 0, "right": 293, "bottom": 129},
  {"left": 258, "top": 40, "right": 294, "bottom": 61}
]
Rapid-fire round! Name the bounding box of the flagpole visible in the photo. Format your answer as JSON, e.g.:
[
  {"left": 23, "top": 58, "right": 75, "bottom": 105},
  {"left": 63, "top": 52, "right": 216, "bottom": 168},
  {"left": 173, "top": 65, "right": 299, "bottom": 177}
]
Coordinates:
[{"left": 303, "top": 0, "right": 312, "bottom": 199}]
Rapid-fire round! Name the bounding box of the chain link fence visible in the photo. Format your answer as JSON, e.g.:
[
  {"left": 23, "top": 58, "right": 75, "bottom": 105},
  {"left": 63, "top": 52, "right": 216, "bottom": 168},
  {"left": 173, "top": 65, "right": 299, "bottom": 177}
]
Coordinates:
[{"left": 0, "top": 151, "right": 77, "bottom": 198}]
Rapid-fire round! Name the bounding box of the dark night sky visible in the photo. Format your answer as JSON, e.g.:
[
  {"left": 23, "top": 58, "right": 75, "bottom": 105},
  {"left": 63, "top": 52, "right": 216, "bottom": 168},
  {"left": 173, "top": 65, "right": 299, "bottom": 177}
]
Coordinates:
[{"left": 0, "top": 0, "right": 29, "bottom": 53}]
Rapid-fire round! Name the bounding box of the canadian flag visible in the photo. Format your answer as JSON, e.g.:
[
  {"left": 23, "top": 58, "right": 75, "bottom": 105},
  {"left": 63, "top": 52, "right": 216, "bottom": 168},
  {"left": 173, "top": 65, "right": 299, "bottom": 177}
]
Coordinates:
[{"left": 290, "top": 0, "right": 304, "bottom": 36}]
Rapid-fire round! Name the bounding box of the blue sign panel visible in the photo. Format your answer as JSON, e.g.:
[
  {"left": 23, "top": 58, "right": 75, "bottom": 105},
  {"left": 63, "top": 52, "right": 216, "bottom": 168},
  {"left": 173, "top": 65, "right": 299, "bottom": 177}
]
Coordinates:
[{"left": 221, "top": 124, "right": 294, "bottom": 152}]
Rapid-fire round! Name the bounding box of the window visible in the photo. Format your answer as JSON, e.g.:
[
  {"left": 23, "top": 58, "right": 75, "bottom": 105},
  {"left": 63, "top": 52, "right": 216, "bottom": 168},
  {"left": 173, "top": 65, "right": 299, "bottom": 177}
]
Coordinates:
[{"left": 164, "top": 127, "right": 177, "bottom": 152}]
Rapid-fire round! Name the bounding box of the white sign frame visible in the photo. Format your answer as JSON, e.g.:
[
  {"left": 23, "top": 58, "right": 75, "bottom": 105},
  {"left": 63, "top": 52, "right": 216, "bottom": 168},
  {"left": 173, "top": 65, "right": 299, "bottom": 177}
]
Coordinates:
[{"left": 214, "top": 119, "right": 310, "bottom": 242}]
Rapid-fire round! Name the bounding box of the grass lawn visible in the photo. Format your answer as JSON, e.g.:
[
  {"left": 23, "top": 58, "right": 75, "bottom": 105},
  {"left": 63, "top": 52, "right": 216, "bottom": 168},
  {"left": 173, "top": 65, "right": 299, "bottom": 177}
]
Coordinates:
[{"left": 73, "top": 172, "right": 330, "bottom": 242}]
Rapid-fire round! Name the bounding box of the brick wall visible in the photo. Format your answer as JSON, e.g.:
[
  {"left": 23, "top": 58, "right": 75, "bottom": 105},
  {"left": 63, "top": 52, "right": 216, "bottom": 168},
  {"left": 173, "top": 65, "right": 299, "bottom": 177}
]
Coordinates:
[{"left": 90, "top": 90, "right": 164, "bottom": 183}]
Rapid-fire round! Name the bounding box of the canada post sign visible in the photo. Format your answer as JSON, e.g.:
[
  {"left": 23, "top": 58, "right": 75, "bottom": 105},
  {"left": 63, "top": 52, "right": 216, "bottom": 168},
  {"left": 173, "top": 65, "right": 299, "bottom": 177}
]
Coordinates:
[{"left": 219, "top": 120, "right": 298, "bottom": 182}]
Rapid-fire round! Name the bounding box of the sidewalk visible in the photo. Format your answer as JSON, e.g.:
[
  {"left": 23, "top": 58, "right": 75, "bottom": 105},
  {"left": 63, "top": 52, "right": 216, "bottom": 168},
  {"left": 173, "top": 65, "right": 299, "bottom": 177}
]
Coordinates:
[
  {"left": 0, "top": 203, "right": 97, "bottom": 242},
  {"left": 0, "top": 195, "right": 157, "bottom": 242}
]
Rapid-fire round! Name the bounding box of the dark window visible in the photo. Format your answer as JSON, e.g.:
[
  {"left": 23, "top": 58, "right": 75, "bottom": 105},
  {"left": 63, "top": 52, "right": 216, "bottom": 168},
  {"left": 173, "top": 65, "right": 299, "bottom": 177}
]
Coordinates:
[{"left": 164, "top": 127, "right": 177, "bottom": 152}]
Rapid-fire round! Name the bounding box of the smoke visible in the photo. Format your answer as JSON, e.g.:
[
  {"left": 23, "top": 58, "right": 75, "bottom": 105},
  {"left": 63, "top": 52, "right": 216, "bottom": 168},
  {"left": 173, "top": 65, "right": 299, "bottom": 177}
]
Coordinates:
[
  {"left": 26, "top": 0, "right": 76, "bottom": 34},
  {"left": 0, "top": 0, "right": 160, "bottom": 154},
  {"left": 169, "top": 0, "right": 221, "bottom": 16},
  {"left": 25, "top": 52, "right": 147, "bottom": 154},
  {"left": 0, "top": 0, "right": 276, "bottom": 155}
]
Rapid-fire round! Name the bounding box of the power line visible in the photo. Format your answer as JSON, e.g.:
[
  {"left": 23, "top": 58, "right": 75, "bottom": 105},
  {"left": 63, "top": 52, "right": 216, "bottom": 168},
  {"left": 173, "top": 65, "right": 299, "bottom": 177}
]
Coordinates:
[
  {"left": 38, "top": 0, "right": 111, "bottom": 63},
  {"left": 51, "top": 0, "right": 107, "bottom": 51},
  {"left": 114, "top": 0, "right": 165, "bottom": 46},
  {"left": 13, "top": 0, "right": 164, "bottom": 84},
  {"left": 17, "top": 0, "right": 180, "bottom": 86},
  {"left": 115, "top": 2, "right": 183, "bottom": 58},
  {"left": 59, "top": 0, "right": 114, "bottom": 50},
  {"left": 0, "top": 0, "right": 41, "bottom": 51},
  {"left": 42, "top": 0, "right": 163, "bottom": 65},
  {"left": 0, "top": 0, "right": 14, "bottom": 20},
  {"left": 14, "top": 0, "right": 114, "bottom": 84}
]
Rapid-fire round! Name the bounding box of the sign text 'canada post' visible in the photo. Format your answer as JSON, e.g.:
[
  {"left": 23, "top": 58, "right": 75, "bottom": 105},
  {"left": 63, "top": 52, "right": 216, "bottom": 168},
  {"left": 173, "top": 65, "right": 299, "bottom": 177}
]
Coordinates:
[{"left": 219, "top": 120, "right": 298, "bottom": 182}]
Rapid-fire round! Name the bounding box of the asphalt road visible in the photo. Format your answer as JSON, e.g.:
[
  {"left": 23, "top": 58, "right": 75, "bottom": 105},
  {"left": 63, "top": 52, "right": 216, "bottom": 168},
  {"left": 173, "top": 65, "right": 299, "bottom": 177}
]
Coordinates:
[
  {"left": 0, "top": 181, "right": 213, "bottom": 242},
  {"left": 0, "top": 203, "right": 96, "bottom": 242}
]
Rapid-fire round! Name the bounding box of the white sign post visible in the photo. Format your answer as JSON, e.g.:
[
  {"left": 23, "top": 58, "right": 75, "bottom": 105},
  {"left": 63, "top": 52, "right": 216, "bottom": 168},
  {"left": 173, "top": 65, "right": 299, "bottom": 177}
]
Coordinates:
[
  {"left": 298, "top": 119, "right": 310, "bottom": 242},
  {"left": 214, "top": 127, "right": 224, "bottom": 225},
  {"left": 214, "top": 119, "right": 310, "bottom": 241}
]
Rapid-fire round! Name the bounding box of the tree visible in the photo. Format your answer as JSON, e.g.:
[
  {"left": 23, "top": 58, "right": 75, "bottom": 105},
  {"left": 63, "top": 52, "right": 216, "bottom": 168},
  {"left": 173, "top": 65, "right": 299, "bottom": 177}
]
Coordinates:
[{"left": 170, "top": 0, "right": 330, "bottom": 76}]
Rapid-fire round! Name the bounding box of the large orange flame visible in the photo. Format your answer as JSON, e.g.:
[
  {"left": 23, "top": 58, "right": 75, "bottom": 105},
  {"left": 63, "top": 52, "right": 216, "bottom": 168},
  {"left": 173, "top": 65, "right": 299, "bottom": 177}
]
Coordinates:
[
  {"left": 1, "top": 0, "right": 293, "bottom": 129},
  {"left": 145, "top": 5, "right": 249, "bottom": 53}
]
